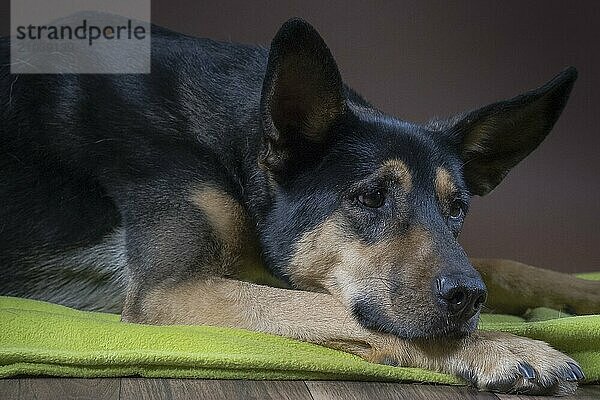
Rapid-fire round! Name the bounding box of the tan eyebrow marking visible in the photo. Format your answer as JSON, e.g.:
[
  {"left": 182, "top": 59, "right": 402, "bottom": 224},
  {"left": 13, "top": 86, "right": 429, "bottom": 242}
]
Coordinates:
[
  {"left": 380, "top": 159, "right": 412, "bottom": 192},
  {"left": 435, "top": 167, "right": 456, "bottom": 200}
]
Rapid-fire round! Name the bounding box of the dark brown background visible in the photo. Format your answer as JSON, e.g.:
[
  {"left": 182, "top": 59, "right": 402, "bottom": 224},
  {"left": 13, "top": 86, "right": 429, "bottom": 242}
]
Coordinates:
[{"left": 1, "top": 1, "right": 598, "bottom": 272}]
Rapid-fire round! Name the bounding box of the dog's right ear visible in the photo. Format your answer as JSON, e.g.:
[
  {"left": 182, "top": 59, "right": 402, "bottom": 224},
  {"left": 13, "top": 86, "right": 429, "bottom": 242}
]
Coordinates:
[{"left": 259, "top": 18, "right": 345, "bottom": 177}]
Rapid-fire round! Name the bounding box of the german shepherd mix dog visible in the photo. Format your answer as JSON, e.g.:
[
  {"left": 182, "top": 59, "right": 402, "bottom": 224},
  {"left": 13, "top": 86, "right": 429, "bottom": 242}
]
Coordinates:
[{"left": 1, "top": 18, "right": 599, "bottom": 395}]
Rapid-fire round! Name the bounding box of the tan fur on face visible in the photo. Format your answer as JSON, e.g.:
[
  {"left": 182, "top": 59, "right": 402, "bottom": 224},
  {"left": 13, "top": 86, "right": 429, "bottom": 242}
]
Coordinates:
[
  {"left": 288, "top": 213, "right": 439, "bottom": 321},
  {"left": 435, "top": 167, "right": 456, "bottom": 202},
  {"left": 286, "top": 215, "right": 346, "bottom": 292},
  {"left": 288, "top": 160, "right": 416, "bottom": 297},
  {"left": 381, "top": 159, "right": 412, "bottom": 192}
]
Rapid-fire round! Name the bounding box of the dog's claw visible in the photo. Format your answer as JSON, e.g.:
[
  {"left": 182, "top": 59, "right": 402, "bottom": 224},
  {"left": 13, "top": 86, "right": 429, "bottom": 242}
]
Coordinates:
[
  {"left": 517, "top": 363, "right": 536, "bottom": 380},
  {"left": 563, "top": 367, "right": 579, "bottom": 382},
  {"left": 567, "top": 362, "right": 585, "bottom": 381}
]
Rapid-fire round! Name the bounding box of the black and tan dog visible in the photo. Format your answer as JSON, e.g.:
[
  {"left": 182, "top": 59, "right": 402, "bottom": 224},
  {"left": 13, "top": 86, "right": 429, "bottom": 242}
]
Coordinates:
[{"left": 1, "top": 18, "right": 599, "bottom": 395}]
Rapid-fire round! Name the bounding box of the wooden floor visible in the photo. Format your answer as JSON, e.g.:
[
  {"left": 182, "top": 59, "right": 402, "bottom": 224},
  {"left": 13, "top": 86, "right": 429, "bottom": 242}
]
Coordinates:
[{"left": 0, "top": 379, "right": 598, "bottom": 400}]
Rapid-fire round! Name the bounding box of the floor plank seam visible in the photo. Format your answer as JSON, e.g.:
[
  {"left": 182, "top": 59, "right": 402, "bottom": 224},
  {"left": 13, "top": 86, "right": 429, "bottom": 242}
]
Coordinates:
[
  {"left": 301, "top": 381, "right": 316, "bottom": 400},
  {"left": 117, "top": 377, "right": 123, "bottom": 400}
]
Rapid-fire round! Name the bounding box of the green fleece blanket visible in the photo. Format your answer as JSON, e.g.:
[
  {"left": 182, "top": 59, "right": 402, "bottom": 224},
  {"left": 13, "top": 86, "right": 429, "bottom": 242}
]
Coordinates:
[{"left": 1, "top": 272, "right": 599, "bottom": 383}]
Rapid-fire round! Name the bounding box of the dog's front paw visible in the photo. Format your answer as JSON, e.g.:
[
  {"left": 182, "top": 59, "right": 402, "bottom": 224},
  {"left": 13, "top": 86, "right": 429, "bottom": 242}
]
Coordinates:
[
  {"left": 360, "top": 331, "right": 584, "bottom": 396},
  {"left": 337, "top": 330, "right": 584, "bottom": 396},
  {"left": 452, "top": 331, "right": 584, "bottom": 396}
]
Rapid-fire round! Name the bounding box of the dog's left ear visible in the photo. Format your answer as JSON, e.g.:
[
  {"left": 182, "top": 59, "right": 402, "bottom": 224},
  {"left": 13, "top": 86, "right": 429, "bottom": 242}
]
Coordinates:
[
  {"left": 259, "top": 18, "right": 345, "bottom": 177},
  {"left": 444, "top": 67, "right": 577, "bottom": 196}
]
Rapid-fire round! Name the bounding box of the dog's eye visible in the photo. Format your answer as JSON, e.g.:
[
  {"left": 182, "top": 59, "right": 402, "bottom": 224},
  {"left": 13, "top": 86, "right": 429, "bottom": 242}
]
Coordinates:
[
  {"left": 358, "top": 190, "right": 385, "bottom": 208},
  {"left": 449, "top": 200, "right": 464, "bottom": 219}
]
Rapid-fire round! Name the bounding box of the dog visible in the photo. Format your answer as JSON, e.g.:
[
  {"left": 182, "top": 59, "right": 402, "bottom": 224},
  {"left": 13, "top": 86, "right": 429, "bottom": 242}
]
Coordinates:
[{"left": 1, "top": 18, "right": 599, "bottom": 395}]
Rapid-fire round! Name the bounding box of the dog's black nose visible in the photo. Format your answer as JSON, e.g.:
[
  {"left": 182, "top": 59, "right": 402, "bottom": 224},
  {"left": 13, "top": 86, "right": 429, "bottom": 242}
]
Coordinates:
[{"left": 436, "top": 275, "right": 487, "bottom": 320}]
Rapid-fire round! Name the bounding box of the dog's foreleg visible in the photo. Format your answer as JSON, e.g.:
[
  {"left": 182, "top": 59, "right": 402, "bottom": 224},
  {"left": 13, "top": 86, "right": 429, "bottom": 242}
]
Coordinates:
[
  {"left": 122, "top": 277, "right": 372, "bottom": 345},
  {"left": 471, "top": 258, "right": 600, "bottom": 315},
  {"left": 122, "top": 277, "right": 582, "bottom": 395}
]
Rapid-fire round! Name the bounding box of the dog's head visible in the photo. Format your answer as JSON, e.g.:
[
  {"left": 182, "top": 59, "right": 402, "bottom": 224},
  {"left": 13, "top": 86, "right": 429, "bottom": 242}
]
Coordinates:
[{"left": 259, "top": 19, "right": 576, "bottom": 339}]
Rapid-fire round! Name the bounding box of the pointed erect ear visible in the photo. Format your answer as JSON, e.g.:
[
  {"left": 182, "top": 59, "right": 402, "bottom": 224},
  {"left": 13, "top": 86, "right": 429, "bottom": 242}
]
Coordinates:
[
  {"left": 445, "top": 67, "right": 577, "bottom": 196},
  {"left": 259, "top": 18, "right": 345, "bottom": 175}
]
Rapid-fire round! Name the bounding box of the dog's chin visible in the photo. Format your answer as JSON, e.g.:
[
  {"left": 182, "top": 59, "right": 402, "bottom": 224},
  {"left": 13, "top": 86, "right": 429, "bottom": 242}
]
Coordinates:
[
  {"left": 352, "top": 299, "right": 480, "bottom": 340},
  {"left": 421, "top": 315, "right": 480, "bottom": 340}
]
